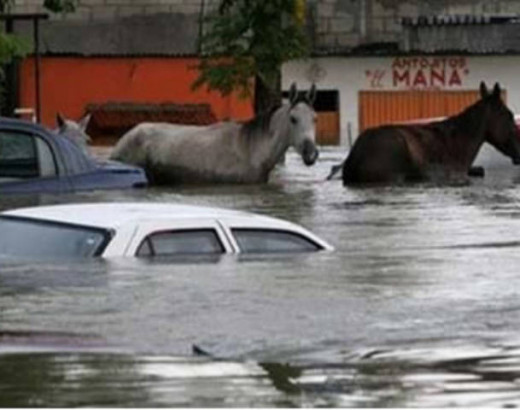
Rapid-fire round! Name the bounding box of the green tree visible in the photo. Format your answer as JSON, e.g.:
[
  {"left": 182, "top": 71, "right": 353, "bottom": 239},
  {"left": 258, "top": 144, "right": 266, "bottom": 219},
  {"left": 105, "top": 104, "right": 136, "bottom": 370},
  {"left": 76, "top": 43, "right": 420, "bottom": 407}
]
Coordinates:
[
  {"left": 0, "top": 1, "right": 32, "bottom": 71},
  {"left": 0, "top": 0, "right": 76, "bottom": 110},
  {"left": 0, "top": 0, "right": 76, "bottom": 13},
  {"left": 193, "top": 0, "right": 310, "bottom": 114}
]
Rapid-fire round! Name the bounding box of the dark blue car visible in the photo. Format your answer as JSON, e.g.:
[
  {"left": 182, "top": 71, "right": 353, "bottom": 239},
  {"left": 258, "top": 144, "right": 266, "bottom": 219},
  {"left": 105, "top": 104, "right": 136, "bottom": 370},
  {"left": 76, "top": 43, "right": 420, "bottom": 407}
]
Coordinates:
[{"left": 0, "top": 116, "right": 147, "bottom": 194}]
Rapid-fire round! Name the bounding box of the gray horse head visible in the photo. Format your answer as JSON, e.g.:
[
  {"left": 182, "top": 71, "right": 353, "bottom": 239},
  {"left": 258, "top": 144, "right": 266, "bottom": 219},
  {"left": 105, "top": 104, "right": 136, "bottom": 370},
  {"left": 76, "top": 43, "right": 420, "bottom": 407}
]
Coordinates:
[
  {"left": 56, "top": 113, "right": 92, "bottom": 152},
  {"left": 286, "top": 83, "right": 318, "bottom": 166}
]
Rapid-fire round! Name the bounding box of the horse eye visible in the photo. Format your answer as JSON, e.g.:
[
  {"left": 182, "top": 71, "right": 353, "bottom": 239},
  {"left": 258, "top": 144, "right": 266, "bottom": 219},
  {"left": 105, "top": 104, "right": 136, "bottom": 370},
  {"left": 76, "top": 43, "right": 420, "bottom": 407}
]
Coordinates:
[{"left": 290, "top": 116, "right": 297, "bottom": 124}]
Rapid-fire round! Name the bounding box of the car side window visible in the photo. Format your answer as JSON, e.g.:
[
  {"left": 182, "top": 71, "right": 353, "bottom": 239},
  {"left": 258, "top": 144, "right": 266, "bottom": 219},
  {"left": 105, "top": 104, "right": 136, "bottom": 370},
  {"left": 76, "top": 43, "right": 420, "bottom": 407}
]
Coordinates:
[
  {"left": 232, "top": 229, "right": 322, "bottom": 253},
  {"left": 0, "top": 131, "right": 56, "bottom": 180},
  {"left": 136, "top": 229, "right": 225, "bottom": 257},
  {"left": 35, "top": 138, "right": 57, "bottom": 177}
]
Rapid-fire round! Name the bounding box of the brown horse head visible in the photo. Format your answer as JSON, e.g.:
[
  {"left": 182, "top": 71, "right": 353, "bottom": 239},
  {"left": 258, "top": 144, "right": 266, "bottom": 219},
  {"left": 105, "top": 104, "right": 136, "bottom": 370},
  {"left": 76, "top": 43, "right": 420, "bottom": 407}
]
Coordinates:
[{"left": 480, "top": 82, "right": 520, "bottom": 164}]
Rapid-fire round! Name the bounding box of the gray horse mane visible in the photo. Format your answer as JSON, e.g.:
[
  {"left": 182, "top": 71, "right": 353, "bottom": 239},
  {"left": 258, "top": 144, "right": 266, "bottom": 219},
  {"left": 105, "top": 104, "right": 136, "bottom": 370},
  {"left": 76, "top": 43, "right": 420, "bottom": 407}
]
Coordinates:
[
  {"left": 238, "top": 82, "right": 316, "bottom": 142},
  {"left": 239, "top": 105, "right": 281, "bottom": 141},
  {"left": 291, "top": 94, "right": 314, "bottom": 108},
  {"left": 239, "top": 96, "right": 314, "bottom": 142}
]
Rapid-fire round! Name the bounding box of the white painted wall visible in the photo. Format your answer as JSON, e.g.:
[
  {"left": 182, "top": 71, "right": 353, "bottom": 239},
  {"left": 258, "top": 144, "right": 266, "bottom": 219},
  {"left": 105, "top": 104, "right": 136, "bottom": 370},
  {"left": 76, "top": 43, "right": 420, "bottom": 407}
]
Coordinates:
[{"left": 283, "top": 55, "right": 520, "bottom": 146}]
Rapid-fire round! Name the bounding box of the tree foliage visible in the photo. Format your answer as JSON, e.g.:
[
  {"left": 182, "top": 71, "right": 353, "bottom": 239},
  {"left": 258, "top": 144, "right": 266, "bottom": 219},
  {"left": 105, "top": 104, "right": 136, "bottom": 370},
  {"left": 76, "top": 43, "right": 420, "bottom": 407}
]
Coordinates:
[
  {"left": 0, "top": 0, "right": 76, "bottom": 110},
  {"left": 193, "top": 0, "right": 309, "bottom": 113},
  {"left": 0, "top": 0, "right": 77, "bottom": 67},
  {"left": 0, "top": 0, "right": 77, "bottom": 13},
  {"left": 43, "top": 0, "right": 76, "bottom": 13},
  {"left": 0, "top": 33, "right": 30, "bottom": 67},
  {"left": 0, "top": 0, "right": 78, "bottom": 65},
  {"left": 0, "top": 0, "right": 76, "bottom": 12}
]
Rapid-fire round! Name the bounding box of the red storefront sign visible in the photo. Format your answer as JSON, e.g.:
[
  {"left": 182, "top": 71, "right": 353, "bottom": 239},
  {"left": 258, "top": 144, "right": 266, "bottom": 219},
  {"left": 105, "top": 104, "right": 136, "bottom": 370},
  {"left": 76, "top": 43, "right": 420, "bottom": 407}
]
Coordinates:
[{"left": 365, "top": 57, "right": 470, "bottom": 89}]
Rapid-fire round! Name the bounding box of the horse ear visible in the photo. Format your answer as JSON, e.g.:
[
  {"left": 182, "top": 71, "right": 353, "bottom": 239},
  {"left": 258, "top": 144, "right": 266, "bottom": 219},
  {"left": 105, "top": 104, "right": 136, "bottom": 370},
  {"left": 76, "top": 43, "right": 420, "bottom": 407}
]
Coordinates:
[
  {"left": 289, "top": 83, "right": 298, "bottom": 105},
  {"left": 307, "top": 83, "right": 317, "bottom": 106},
  {"left": 480, "top": 81, "right": 489, "bottom": 99},
  {"left": 492, "top": 82, "right": 501, "bottom": 99},
  {"left": 56, "top": 113, "right": 66, "bottom": 130},
  {"left": 78, "top": 113, "right": 92, "bottom": 132}
]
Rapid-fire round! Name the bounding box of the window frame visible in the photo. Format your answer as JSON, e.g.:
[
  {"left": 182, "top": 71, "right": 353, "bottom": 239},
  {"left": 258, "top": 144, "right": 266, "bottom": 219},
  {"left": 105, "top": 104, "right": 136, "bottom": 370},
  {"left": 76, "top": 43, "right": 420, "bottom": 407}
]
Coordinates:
[
  {"left": 0, "top": 215, "right": 113, "bottom": 258},
  {"left": 0, "top": 129, "right": 59, "bottom": 181},
  {"left": 135, "top": 228, "right": 226, "bottom": 257},
  {"left": 126, "top": 218, "right": 234, "bottom": 257},
  {"left": 230, "top": 228, "right": 324, "bottom": 254}
]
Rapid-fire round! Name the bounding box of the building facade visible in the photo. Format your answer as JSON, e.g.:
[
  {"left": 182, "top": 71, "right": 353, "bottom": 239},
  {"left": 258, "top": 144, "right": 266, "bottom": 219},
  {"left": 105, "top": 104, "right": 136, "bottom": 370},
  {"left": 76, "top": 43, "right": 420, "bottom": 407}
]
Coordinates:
[
  {"left": 8, "top": 0, "right": 520, "bottom": 144},
  {"left": 284, "top": 54, "right": 520, "bottom": 145}
]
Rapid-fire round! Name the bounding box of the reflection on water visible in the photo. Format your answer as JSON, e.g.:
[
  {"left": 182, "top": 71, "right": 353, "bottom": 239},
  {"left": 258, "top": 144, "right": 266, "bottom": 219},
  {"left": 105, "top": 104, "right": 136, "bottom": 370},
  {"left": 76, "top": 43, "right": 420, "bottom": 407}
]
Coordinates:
[
  {"left": 2, "top": 146, "right": 520, "bottom": 406},
  {"left": 3, "top": 345, "right": 520, "bottom": 407}
]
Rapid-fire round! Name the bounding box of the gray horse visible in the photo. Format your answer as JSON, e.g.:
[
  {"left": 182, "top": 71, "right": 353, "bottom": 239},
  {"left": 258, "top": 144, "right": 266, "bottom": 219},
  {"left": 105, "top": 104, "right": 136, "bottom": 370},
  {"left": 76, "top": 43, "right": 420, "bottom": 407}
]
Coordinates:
[
  {"left": 55, "top": 113, "right": 92, "bottom": 154},
  {"left": 110, "top": 84, "right": 319, "bottom": 184}
]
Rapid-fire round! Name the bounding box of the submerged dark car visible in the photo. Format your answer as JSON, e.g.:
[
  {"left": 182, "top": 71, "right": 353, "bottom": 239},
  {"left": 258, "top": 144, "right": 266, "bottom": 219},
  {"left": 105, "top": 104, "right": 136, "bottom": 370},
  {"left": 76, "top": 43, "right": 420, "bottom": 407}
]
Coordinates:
[{"left": 0, "top": 117, "right": 147, "bottom": 194}]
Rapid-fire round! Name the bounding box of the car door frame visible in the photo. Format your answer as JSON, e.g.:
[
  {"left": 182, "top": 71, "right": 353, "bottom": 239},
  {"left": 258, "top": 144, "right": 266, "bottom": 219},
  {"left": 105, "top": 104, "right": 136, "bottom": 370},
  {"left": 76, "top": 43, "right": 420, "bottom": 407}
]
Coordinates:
[
  {"left": 216, "top": 216, "right": 335, "bottom": 253},
  {"left": 0, "top": 119, "right": 68, "bottom": 173},
  {"left": 123, "top": 218, "right": 236, "bottom": 257},
  {"left": 0, "top": 121, "right": 72, "bottom": 193}
]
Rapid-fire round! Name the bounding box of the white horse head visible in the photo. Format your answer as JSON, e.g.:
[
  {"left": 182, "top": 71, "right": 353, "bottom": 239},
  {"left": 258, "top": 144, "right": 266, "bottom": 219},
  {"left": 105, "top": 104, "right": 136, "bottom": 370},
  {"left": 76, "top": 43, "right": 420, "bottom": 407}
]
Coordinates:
[
  {"left": 56, "top": 113, "right": 92, "bottom": 152},
  {"left": 285, "top": 83, "right": 318, "bottom": 166}
]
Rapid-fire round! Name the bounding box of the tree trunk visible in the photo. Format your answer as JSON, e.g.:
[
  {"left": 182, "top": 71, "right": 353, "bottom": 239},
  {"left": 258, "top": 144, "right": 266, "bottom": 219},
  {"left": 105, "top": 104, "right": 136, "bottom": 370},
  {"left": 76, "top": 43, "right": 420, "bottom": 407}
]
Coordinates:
[{"left": 254, "top": 73, "right": 282, "bottom": 115}]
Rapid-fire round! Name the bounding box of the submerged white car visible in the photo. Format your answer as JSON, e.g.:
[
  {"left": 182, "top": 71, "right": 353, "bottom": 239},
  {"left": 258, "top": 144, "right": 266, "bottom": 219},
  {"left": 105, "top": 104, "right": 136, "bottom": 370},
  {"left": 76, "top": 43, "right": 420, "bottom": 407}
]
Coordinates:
[{"left": 0, "top": 202, "right": 333, "bottom": 259}]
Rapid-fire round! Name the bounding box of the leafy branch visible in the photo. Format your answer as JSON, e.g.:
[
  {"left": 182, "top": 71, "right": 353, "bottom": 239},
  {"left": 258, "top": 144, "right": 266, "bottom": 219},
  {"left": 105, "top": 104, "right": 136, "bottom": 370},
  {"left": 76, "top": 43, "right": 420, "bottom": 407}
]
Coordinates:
[
  {"left": 0, "top": 0, "right": 76, "bottom": 111},
  {"left": 193, "top": 0, "right": 309, "bottom": 113}
]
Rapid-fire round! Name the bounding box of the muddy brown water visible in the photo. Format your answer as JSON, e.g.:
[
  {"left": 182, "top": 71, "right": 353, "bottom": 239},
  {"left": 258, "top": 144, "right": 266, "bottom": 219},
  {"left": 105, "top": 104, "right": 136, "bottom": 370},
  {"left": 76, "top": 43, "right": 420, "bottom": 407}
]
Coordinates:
[{"left": 1, "top": 146, "right": 520, "bottom": 407}]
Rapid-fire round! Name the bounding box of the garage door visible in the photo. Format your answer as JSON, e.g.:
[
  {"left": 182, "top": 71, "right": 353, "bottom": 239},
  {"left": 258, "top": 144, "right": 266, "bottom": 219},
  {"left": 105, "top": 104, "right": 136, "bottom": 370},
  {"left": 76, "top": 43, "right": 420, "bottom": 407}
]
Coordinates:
[{"left": 358, "top": 90, "right": 506, "bottom": 132}]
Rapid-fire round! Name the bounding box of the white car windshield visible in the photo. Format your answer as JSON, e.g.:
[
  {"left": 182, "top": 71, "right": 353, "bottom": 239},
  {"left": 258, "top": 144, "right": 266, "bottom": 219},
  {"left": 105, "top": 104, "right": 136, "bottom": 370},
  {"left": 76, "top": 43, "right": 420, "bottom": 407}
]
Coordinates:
[{"left": 0, "top": 216, "right": 110, "bottom": 259}]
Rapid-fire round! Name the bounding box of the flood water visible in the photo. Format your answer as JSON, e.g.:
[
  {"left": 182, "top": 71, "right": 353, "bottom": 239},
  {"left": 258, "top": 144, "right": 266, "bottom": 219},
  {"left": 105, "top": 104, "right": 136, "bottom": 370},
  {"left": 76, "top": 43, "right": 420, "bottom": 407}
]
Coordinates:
[{"left": 2, "top": 145, "right": 520, "bottom": 407}]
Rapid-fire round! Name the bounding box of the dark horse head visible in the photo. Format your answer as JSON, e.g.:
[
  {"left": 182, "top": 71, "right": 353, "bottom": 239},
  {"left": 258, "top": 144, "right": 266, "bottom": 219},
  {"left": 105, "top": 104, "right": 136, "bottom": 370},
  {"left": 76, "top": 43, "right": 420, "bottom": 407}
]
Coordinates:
[{"left": 479, "top": 82, "right": 520, "bottom": 165}]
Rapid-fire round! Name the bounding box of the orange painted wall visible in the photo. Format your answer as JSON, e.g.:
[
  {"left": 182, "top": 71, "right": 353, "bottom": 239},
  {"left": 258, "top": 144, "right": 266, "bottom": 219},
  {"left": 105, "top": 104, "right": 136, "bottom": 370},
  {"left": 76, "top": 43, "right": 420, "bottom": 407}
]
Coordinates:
[{"left": 19, "top": 57, "right": 254, "bottom": 129}]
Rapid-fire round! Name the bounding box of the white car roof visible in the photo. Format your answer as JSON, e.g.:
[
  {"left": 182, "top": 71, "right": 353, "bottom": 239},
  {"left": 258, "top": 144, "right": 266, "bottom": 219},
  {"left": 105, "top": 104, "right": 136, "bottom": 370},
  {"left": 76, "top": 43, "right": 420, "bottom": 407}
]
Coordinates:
[
  {"left": 1, "top": 202, "right": 298, "bottom": 231},
  {"left": 1, "top": 202, "right": 334, "bottom": 254}
]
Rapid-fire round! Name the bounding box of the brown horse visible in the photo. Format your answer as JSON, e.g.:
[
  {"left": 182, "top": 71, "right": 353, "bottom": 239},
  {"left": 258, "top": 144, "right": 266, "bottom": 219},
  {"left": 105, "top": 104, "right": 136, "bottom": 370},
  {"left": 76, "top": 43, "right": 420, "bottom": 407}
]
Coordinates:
[{"left": 342, "top": 82, "right": 520, "bottom": 185}]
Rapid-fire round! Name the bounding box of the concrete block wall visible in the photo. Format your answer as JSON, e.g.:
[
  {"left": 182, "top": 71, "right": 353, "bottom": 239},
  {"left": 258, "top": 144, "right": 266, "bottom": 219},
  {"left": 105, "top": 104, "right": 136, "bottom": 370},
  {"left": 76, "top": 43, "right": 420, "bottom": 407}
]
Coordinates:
[
  {"left": 312, "top": 0, "right": 518, "bottom": 51},
  {"left": 11, "top": 0, "right": 219, "bottom": 21},
  {"left": 9, "top": 0, "right": 520, "bottom": 46}
]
